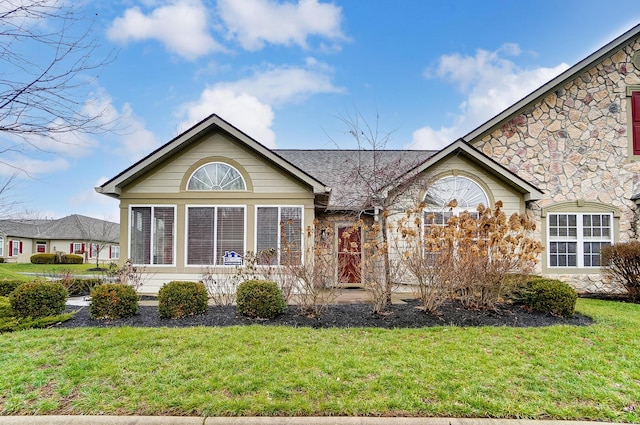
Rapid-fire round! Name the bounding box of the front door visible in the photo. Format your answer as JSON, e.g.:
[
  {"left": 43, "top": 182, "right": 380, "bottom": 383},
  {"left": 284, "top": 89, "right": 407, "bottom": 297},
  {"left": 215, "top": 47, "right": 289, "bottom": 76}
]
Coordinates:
[{"left": 337, "top": 226, "right": 361, "bottom": 284}]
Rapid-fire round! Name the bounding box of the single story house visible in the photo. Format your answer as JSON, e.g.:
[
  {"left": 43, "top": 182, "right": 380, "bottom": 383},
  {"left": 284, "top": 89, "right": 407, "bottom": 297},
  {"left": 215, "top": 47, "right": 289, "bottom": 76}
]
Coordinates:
[
  {"left": 97, "top": 23, "right": 640, "bottom": 294},
  {"left": 0, "top": 214, "right": 120, "bottom": 264}
]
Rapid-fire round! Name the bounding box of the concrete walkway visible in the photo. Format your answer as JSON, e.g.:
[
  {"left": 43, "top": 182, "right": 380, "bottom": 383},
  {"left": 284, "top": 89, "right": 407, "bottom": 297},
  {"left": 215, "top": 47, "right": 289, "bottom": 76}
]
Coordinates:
[{"left": 0, "top": 417, "right": 621, "bottom": 425}]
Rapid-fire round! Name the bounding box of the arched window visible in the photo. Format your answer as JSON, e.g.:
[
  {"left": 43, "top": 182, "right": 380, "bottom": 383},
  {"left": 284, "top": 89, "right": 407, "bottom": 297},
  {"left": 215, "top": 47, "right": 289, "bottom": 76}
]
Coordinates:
[
  {"left": 423, "top": 176, "right": 488, "bottom": 224},
  {"left": 187, "top": 162, "right": 246, "bottom": 191}
]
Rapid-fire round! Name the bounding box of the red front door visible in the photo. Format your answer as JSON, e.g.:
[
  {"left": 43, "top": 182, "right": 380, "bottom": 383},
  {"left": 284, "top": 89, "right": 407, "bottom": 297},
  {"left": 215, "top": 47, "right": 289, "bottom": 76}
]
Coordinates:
[{"left": 337, "top": 226, "right": 361, "bottom": 284}]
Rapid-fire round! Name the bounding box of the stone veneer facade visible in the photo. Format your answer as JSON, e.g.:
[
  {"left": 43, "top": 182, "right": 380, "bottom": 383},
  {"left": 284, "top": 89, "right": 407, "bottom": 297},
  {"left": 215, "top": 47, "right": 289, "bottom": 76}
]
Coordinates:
[{"left": 471, "top": 38, "right": 640, "bottom": 293}]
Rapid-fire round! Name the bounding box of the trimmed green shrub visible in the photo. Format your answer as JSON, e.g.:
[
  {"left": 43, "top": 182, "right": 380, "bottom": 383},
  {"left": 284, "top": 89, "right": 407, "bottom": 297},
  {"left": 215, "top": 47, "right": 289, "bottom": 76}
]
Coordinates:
[
  {"left": 522, "top": 278, "right": 577, "bottom": 318},
  {"left": 0, "top": 257, "right": 4, "bottom": 263},
  {"left": 0, "top": 279, "right": 24, "bottom": 296},
  {"left": 89, "top": 284, "right": 138, "bottom": 319},
  {"left": 158, "top": 281, "right": 208, "bottom": 319},
  {"left": 55, "top": 278, "right": 103, "bottom": 296},
  {"left": 9, "top": 281, "right": 68, "bottom": 318},
  {"left": 601, "top": 241, "right": 640, "bottom": 301},
  {"left": 0, "top": 296, "right": 12, "bottom": 318},
  {"left": 236, "top": 279, "right": 286, "bottom": 319},
  {"left": 61, "top": 254, "right": 84, "bottom": 264},
  {"left": 30, "top": 253, "right": 57, "bottom": 264},
  {"left": 0, "top": 312, "right": 75, "bottom": 333}
]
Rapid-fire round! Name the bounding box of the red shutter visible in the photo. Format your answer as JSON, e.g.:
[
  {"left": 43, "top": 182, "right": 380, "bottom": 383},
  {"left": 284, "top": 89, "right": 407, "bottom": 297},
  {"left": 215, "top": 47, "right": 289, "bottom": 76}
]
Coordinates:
[
  {"left": 81, "top": 243, "right": 85, "bottom": 252},
  {"left": 9, "top": 241, "right": 13, "bottom": 256},
  {"left": 89, "top": 244, "right": 93, "bottom": 257},
  {"left": 633, "top": 92, "right": 640, "bottom": 155},
  {"left": 109, "top": 246, "right": 112, "bottom": 259},
  {"left": 70, "top": 243, "right": 73, "bottom": 253},
  {"left": 19, "top": 241, "right": 23, "bottom": 254}
]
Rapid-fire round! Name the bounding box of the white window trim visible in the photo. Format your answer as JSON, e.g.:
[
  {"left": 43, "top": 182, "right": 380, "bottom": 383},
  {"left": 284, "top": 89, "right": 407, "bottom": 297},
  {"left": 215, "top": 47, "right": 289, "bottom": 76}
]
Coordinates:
[
  {"left": 184, "top": 204, "right": 247, "bottom": 268},
  {"left": 128, "top": 205, "right": 177, "bottom": 267},
  {"left": 254, "top": 205, "right": 304, "bottom": 266},
  {"left": 111, "top": 245, "right": 120, "bottom": 260},
  {"left": 10, "top": 239, "right": 21, "bottom": 257},
  {"left": 0, "top": 236, "right": 4, "bottom": 257},
  {"left": 36, "top": 241, "right": 47, "bottom": 254},
  {"left": 547, "top": 212, "right": 614, "bottom": 269}
]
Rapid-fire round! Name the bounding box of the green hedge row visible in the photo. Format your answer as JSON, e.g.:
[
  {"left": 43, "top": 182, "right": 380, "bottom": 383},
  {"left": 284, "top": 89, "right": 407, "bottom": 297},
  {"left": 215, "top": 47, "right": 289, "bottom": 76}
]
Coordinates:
[{"left": 30, "top": 253, "right": 84, "bottom": 264}]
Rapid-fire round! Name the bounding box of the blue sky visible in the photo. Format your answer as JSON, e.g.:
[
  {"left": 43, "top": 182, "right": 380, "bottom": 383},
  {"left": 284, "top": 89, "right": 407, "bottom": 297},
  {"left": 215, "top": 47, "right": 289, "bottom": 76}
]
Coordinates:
[{"left": 3, "top": 0, "right": 640, "bottom": 221}]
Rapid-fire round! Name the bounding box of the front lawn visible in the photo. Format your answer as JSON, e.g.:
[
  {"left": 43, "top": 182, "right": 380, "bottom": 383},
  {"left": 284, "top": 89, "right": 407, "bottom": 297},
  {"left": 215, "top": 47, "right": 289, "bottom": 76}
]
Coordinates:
[
  {"left": 0, "top": 298, "right": 639, "bottom": 421},
  {"left": 0, "top": 263, "right": 102, "bottom": 281}
]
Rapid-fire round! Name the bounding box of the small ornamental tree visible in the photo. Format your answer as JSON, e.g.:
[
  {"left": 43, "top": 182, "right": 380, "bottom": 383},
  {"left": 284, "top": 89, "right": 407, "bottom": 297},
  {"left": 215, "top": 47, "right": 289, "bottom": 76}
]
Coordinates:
[{"left": 601, "top": 241, "right": 640, "bottom": 301}]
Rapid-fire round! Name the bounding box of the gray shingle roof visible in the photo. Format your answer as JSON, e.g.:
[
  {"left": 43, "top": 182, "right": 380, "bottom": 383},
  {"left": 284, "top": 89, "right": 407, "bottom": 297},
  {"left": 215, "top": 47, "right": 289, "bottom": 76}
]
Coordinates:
[
  {"left": 275, "top": 149, "right": 436, "bottom": 209},
  {"left": 0, "top": 214, "right": 119, "bottom": 243}
]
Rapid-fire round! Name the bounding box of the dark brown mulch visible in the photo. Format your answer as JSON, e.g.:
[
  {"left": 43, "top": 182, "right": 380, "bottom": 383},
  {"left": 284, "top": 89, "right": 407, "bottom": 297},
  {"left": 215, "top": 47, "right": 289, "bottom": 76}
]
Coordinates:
[{"left": 56, "top": 299, "right": 593, "bottom": 329}]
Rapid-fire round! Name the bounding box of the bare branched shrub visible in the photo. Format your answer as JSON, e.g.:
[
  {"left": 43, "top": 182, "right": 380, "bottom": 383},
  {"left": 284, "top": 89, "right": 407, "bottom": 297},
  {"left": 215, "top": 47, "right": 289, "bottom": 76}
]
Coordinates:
[
  {"left": 200, "top": 266, "right": 239, "bottom": 306},
  {"left": 283, "top": 220, "right": 341, "bottom": 317},
  {"left": 392, "top": 200, "right": 543, "bottom": 311},
  {"left": 393, "top": 207, "right": 452, "bottom": 313},
  {"left": 113, "top": 259, "right": 148, "bottom": 293},
  {"left": 601, "top": 241, "right": 640, "bottom": 301}
]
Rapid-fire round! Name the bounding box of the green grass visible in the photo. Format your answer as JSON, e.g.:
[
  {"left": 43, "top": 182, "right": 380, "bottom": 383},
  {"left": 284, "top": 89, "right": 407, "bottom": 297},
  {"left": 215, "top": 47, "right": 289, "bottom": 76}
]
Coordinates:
[
  {"left": 1, "top": 298, "right": 639, "bottom": 420},
  {"left": 0, "top": 263, "right": 101, "bottom": 281}
]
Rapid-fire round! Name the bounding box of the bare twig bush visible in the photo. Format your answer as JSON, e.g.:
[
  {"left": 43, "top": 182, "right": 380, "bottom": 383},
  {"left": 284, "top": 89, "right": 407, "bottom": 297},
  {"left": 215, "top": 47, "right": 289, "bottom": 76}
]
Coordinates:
[
  {"left": 283, "top": 220, "right": 341, "bottom": 317},
  {"left": 392, "top": 200, "right": 543, "bottom": 311},
  {"left": 601, "top": 241, "right": 640, "bottom": 301},
  {"left": 113, "top": 259, "right": 148, "bottom": 293},
  {"left": 200, "top": 266, "right": 239, "bottom": 306}
]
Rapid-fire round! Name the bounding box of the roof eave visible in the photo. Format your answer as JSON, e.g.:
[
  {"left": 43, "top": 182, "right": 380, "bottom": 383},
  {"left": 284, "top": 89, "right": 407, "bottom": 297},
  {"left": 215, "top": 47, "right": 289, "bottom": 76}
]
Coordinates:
[
  {"left": 416, "top": 140, "right": 544, "bottom": 201},
  {"left": 96, "top": 114, "right": 329, "bottom": 198}
]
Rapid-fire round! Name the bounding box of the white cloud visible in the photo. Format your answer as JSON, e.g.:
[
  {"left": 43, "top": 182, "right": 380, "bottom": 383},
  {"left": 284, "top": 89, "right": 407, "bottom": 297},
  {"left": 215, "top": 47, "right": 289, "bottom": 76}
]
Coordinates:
[
  {"left": 107, "top": 0, "right": 223, "bottom": 60},
  {"left": 217, "top": 59, "right": 343, "bottom": 105},
  {"left": 179, "top": 60, "right": 342, "bottom": 147},
  {"left": 217, "top": 0, "right": 345, "bottom": 50},
  {"left": 0, "top": 156, "right": 69, "bottom": 177},
  {"left": 410, "top": 44, "right": 569, "bottom": 150},
  {"left": 115, "top": 104, "right": 161, "bottom": 158},
  {"left": 179, "top": 88, "right": 276, "bottom": 147}
]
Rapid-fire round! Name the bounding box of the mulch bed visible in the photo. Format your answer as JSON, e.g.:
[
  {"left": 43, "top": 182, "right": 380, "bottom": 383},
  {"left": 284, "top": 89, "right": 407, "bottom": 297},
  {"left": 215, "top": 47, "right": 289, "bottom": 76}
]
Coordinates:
[{"left": 56, "top": 299, "right": 594, "bottom": 329}]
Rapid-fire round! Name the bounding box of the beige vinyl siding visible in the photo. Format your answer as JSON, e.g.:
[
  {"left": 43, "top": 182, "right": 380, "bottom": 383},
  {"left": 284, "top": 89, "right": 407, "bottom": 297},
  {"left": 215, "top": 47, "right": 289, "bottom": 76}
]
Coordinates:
[
  {"left": 6, "top": 238, "right": 32, "bottom": 263},
  {"left": 125, "top": 133, "right": 309, "bottom": 195}
]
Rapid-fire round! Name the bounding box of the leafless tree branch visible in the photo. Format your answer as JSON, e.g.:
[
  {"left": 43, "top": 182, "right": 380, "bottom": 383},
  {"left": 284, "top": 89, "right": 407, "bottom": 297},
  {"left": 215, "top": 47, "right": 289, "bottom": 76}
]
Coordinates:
[{"left": 0, "top": 0, "right": 115, "bottom": 150}]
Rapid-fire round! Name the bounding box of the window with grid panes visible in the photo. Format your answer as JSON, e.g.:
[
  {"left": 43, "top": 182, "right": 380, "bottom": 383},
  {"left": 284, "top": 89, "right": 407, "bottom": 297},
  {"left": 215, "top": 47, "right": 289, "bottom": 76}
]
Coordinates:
[
  {"left": 548, "top": 213, "right": 612, "bottom": 268},
  {"left": 256, "top": 206, "right": 302, "bottom": 265}
]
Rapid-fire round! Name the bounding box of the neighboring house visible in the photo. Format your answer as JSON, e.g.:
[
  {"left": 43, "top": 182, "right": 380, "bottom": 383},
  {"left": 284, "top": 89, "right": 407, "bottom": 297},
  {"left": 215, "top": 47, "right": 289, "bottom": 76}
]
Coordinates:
[
  {"left": 97, "top": 23, "right": 640, "bottom": 294},
  {"left": 0, "top": 215, "right": 120, "bottom": 264}
]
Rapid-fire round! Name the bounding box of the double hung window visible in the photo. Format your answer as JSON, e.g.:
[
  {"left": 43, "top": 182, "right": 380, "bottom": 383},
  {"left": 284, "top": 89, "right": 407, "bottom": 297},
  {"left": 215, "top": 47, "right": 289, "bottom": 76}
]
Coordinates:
[
  {"left": 548, "top": 213, "right": 612, "bottom": 268},
  {"left": 256, "top": 206, "right": 303, "bottom": 265}
]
